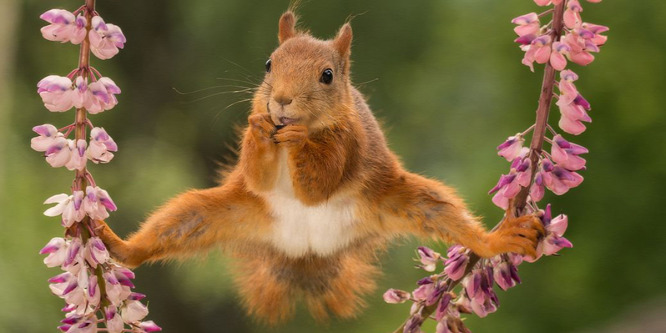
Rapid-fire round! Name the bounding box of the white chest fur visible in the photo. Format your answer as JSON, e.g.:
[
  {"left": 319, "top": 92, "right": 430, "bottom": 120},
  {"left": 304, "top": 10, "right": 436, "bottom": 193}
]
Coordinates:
[{"left": 263, "top": 150, "right": 358, "bottom": 258}]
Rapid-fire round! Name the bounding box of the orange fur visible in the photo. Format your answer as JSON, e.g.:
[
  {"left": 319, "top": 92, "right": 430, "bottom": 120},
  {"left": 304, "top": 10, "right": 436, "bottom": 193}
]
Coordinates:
[{"left": 96, "top": 11, "right": 543, "bottom": 324}]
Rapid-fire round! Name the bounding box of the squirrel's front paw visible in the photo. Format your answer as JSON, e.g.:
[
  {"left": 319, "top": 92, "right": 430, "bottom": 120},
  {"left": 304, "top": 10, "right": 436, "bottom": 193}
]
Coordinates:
[
  {"left": 249, "top": 113, "right": 277, "bottom": 143},
  {"left": 486, "top": 214, "right": 545, "bottom": 258},
  {"left": 274, "top": 125, "right": 308, "bottom": 148}
]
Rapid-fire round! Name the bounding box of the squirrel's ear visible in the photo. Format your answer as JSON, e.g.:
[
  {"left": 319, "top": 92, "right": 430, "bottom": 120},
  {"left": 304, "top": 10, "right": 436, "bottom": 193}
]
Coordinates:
[
  {"left": 333, "top": 23, "right": 353, "bottom": 58},
  {"left": 278, "top": 11, "right": 297, "bottom": 44}
]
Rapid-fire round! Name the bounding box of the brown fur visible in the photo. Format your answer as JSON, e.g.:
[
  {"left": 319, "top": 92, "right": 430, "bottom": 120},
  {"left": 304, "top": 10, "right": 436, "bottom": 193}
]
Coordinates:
[{"left": 96, "top": 11, "right": 543, "bottom": 324}]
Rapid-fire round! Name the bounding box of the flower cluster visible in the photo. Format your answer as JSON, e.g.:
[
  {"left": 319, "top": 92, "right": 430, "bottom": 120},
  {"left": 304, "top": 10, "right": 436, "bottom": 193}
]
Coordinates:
[
  {"left": 37, "top": 75, "right": 120, "bottom": 113},
  {"left": 386, "top": 1, "right": 605, "bottom": 332},
  {"left": 513, "top": 0, "right": 608, "bottom": 71},
  {"left": 34, "top": 3, "right": 160, "bottom": 332},
  {"left": 41, "top": 8, "right": 125, "bottom": 59},
  {"left": 32, "top": 125, "right": 117, "bottom": 170}
]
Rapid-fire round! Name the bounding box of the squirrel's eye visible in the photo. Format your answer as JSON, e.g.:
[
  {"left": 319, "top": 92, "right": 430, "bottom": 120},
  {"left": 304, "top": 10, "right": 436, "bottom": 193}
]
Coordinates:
[
  {"left": 265, "top": 59, "right": 272, "bottom": 73},
  {"left": 320, "top": 68, "right": 333, "bottom": 84}
]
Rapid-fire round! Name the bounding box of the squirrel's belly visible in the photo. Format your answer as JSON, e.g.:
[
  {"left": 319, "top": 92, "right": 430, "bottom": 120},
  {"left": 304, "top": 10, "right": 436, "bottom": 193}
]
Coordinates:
[
  {"left": 265, "top": 193, "right": 358, "bottom": 258},
  {"left": 263, "top": 149, "right": 358, "bottom": 258}
]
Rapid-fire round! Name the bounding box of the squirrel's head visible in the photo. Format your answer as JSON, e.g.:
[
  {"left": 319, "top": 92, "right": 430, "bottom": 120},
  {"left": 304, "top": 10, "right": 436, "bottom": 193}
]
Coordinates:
[{"left": 256, "top": 11, "right": 354, "bottom": 130}]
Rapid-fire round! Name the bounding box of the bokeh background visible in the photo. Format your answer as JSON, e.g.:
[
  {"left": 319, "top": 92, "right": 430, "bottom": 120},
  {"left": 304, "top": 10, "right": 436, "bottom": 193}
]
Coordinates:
[{"left": 2, "top": 0, "right": 665, "bottom": 332}]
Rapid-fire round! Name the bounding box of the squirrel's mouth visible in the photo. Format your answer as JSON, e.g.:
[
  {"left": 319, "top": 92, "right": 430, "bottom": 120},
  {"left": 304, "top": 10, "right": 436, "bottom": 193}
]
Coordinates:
[{"left": 278, "top": 117, "right": 300, "bottom": 126}]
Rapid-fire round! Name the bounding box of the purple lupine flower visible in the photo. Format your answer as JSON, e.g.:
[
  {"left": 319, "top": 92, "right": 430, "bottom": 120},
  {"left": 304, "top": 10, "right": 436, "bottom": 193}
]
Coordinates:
[
  {"left": 444, "top": 245, "right": 469, "bottom": 280},
  {"left": 435, "top": 292, "right": 453, "bottom": 322},
  {"left": 37, "top": 75, "right": 75, "bottom": 112},
  {"left": 412, "top": 278, "right": 435, "bottom": 302},
  {"left": 40, "top": 9, "right": 87, "bottom": 45},
  {"left": 521, "top": 34, "right": 552, "bottom": 72},
  {"left": 40, "top": 237, "right": 69, "bottom": 268},
  {"left": 87, "top": 127, "right": 118, "bottom": 163},
  {"left": 139, "top": 321, "right": 163, "bottom": 332},
  {"left": 511, "top": 13, "right": 540, "bottom": 38},
  {"left": 491, "top": 257, "right": 521, "bottom": 290},
  {"left": 496, "top": 134, "right": 527, "bottom": 161},
  {"left": 84, "top": 237, "right": 110, "bottom": 268},
  {"left": 563, "top": 0, "right": 584, "bottom": 29},
  {"left": 82, "top": 185, "right": 117, "bottom": 221},
  {"left": 105, "top": 305, "right": 124, "bottom": 333},
  {"left": 550, "top": 41, "right": 571, "bottom": 70},
  {"left": 417, "top": 246, "right": 441, "bottom": 272},
  {"left": 43, "top": 191, "right": 86, "bottom": 228},
  {"left": 551, "top": 134, "right": 588, "bottom": 171},
  {"left": 489, "top": 156, "right": 531, "bottom": 209},
  {"left": 31, "top": 124, "right": 63, "bottom": 152},
  {"left": 89, "top": 16, "right": 126, "bottom": 60},
  {"left": 541, "top": 160, "right": 584, "bottom": 195},
  {"left": 120, "top": 300, "right": 149, "bottom": 324},
  {"left": 383, "top": 289, "right": 411, "bottom": 304},
  {"left": 65, "top": 139, "right": 88, "bottom": 171},
  {"left": 87, "top": 77, "right": 121, "bottom": 114}
]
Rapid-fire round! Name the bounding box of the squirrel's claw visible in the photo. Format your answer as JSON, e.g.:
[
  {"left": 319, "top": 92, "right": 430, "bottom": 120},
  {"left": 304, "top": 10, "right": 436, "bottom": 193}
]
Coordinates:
[{"left": 485, "top": 213, "right": 544, "bottom": 258}]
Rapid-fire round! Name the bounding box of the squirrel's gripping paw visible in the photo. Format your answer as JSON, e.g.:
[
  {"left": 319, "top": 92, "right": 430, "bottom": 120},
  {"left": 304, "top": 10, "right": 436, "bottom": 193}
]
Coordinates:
[
  {"left": 249, "top": 113, "right": 277, "bottom": 143},
  {"left": 274, "top": 125, "right": 308, "bottom": 148},
  {"left": 486, "top": 213, "right": 545, "bottom": 258}
]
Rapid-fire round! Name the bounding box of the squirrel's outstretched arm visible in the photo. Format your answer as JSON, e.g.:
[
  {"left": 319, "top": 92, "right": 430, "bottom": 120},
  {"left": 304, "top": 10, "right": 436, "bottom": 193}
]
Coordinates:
[
  {"left": 377, "top": 172, "right": 543, "bottom": 258},
  {"left": 96, "top": 178, "right": 266, "bottom": 268}
]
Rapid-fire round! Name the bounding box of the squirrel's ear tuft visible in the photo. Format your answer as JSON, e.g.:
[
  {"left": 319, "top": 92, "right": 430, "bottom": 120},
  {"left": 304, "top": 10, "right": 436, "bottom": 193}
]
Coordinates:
[
  {"left": 333, "top": 23, "right": 353, "bottom": 58},
  {"left": 278, "top": 11, "right": 297, "bottom": 44}
]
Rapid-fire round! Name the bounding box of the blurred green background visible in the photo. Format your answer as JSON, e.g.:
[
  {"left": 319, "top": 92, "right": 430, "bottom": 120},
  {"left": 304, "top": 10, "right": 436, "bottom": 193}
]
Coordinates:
[{"left": 2, "top": 0, "right": 665, "bottom": 332}]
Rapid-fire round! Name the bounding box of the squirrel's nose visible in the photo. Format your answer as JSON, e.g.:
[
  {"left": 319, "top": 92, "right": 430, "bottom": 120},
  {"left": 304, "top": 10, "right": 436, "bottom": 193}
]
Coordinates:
[{"left": 273, "top": 94, "right": 293, "bottom": 106}]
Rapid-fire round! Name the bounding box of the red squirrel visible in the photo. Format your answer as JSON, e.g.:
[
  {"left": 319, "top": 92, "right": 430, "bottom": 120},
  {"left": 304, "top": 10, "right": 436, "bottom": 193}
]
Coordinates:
[{"left": 96, "top": 11, "right": 544, "bottom": 324}]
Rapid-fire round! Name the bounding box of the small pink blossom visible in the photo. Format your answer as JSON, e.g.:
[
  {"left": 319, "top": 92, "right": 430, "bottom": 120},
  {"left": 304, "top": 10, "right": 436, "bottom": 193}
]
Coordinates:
[
  {"left": 121, "top": 300, "right": 149, "bottom": 323},
  {"left": 84, "top": 237, "right": 110, "bottom": 268},
  {"left": 540, "top": 159, "right": 584, "bottom": 195},
  {"left": 83, "top": 186, "right": 118, "bottom": 221},
  {"left": 489, "top": 157, "right": 531, "bottom": 209},
  {"left": 417, "top": 246, "right": 440, "bottom": 272},
  {"left": 580, "top": 23, "right": 609, "bottom": 46},
  {"left": 37, "top": 75, "right": 75, "bottom": 112},
  {"left": 444, "top": 245, "right": 469, "bottom": 280},
  {"left": 139, "top": 321, "right": 163, "bottom": 332},
  {"left": 492, "top": 258, "right": 521, "bottom": 291},
  {"left": 43, "top": 191, "right": 86, "bottom": 228},
  {"left": 551, "top": 134, "right": 588, "bottom": 170},
  {"left": 105, "top": 306, "right": 124, "bottom": 333},
  {"left": 31, "top": 124, "right": 63, "bottom": 152},
  {"left": 89, "top": 16, "right": 126, "bottom": 60},
  {"left": 521, "top": 35, "right": 552, "bottom": 72},
  {"left": 40, "top": 237, "right": 69, "bottom": 268},
  {"left": 530, "top": 170, "right": 546, "bottom": 202},
  {"left": 40, "top": 9, "right": 87, "bottom": 45},
  {"left": 87, "top": 77, "right": 121, "bottom": 113},
  {"left": 104, "top": 265, "right": 135, "bottom": 306},
  {"left": 383, "top": 289, "right": 411, "bottom": 304},
  {"left": 541, "top": 160, "right": 583, "bottom": 195},
  {"left": 557, "top": 70, "right": 591, "bottom": 135},
  {"left": 88, "top": 127, "right": 118, "bottom": 163},
  {"left": 550, "top": 41, "right": 571, "bottom": 71},
  {"left": 65, "top": 139, "right": 88, "bottom": 171},
  {"left": 86, "top": 274, "right": 101, "bottom": 307},
  {"left": 564, "top": 0, "right": 584, "bottom": 29},
  {"left": 497, "top": 134, "right": 527, "bottom": 161},
  {"left": 461, "top": 269, "right": 498, "bottom": 318},
  {"left": 511, "top": 13, "right": 540, "bottom": 37},
  {"left": 562, "top": 32, "right": 595, "bottom": 66},
  {"left": 48, "top": 270, "right": 86, "bottom": 310}
]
